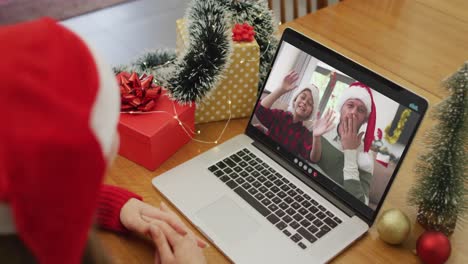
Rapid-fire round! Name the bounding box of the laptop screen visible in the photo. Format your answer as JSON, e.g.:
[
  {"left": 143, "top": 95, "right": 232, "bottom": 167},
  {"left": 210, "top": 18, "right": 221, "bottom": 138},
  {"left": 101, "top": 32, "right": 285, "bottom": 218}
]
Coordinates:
[{"left": 246, "top": 28, "right": 427, "bottom": 223}]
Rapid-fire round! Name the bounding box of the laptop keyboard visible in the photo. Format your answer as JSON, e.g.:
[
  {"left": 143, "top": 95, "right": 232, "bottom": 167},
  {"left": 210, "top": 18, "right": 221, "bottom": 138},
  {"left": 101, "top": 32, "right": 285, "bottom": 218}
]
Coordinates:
[{"left": 207, "top": 148, "right": 342, "bottom": 250}]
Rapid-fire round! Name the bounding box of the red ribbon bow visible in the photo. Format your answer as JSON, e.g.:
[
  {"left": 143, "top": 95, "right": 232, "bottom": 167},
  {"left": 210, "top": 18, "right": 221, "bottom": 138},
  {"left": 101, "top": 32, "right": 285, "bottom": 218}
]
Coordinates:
[
  {"left": 232, "top": 23, "right": 255, "bottom": 42},
  {"left": 117, "top": 72, "right": 162, "bottom": 112}
]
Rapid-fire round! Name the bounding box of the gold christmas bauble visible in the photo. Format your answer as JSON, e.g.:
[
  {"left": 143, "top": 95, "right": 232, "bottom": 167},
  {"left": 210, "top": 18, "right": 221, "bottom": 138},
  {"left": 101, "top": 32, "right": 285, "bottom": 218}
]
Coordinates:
[{"left": 377, "top": 208, "right": 411, "bottom": 245}]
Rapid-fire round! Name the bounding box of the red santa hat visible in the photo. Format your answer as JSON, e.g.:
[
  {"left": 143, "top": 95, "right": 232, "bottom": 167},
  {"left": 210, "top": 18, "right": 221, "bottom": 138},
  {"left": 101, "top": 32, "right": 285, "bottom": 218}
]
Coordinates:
[
  {"left": 0, "top": 18, "right": 120, "bottom": 263},
  {"left": 335, "top": 82, "right": 376, "bottom": 152}
]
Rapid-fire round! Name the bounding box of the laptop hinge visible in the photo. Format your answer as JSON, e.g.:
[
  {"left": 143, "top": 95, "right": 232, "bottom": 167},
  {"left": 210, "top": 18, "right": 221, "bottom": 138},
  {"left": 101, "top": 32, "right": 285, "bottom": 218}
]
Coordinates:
[{"left": 252, "top": 141, "right": 356, "bottom": 218}]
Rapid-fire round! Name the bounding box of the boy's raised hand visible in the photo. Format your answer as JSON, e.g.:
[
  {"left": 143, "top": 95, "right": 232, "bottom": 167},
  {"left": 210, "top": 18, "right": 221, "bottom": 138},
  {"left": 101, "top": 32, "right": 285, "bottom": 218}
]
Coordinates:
[{"left": 280, "top": 71, "right": 299, "bottom": 94}]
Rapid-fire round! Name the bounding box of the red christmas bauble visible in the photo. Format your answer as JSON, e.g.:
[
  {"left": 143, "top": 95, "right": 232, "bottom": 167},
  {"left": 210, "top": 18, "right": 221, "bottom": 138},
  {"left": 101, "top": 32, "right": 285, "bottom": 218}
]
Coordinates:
[{"left": 416, "top": 231, "right": 451, "bottom": 264}]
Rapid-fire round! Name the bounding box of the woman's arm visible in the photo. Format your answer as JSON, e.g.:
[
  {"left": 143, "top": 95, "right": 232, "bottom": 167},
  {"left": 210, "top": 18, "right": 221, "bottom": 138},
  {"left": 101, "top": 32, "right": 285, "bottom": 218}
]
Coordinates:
[
  {"left": 96, "top": 185, "right": 207, "bottom": 247},
  {"left": 96, "top": 184, "right": 142, "bottom": 233}
]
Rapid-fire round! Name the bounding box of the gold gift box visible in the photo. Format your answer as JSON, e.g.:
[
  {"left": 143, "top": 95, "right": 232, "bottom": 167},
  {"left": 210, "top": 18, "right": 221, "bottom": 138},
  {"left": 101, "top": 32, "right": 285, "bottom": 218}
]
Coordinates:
[{"left": 176, "top": 19, "right": 260, "bottom": 124}]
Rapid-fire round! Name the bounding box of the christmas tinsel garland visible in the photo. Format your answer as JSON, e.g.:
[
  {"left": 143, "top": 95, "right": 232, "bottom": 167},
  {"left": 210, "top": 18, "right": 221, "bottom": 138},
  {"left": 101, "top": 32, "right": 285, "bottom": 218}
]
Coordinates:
[{"left": 115, "top": 0, "right": 277, "bottom": 103}]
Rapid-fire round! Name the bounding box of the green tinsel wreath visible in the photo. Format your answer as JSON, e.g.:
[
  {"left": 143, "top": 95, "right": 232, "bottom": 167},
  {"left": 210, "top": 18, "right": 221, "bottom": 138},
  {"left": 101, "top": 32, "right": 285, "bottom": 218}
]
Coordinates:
[{"left": 115, "top": 0, "right": 277, "bottom": 103}]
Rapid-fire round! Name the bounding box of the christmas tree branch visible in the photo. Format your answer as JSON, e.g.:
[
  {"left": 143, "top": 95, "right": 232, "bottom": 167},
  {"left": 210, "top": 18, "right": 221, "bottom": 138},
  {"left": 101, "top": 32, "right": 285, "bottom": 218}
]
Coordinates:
[{"left": 408, "top": 62, "right": 467, "bottom": 232}]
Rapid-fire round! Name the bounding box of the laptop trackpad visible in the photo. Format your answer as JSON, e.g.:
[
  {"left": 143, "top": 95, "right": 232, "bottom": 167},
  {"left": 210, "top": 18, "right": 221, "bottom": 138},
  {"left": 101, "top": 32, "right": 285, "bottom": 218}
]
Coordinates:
[{"left": 195, "top": 196, "right": 260, "bottom": 246}]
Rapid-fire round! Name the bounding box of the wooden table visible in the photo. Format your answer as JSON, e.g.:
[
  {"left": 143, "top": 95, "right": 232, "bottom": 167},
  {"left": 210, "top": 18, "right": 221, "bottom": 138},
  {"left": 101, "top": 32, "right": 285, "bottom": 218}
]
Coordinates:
[{"left": 99, "top": 0, "right": 468, "bottom": 263}]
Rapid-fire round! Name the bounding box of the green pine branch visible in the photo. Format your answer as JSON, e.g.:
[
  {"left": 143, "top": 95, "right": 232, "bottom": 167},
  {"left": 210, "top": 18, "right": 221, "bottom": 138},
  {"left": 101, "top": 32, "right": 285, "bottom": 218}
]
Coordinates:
[{"left": 134, "top": 49, "right": 176, "bottom": 72}]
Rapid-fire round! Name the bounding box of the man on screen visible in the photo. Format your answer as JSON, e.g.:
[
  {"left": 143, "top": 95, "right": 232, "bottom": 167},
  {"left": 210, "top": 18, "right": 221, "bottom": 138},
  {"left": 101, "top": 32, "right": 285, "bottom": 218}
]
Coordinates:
[{"left": 311, "top": 82, "right": 376, "bottom": 205}]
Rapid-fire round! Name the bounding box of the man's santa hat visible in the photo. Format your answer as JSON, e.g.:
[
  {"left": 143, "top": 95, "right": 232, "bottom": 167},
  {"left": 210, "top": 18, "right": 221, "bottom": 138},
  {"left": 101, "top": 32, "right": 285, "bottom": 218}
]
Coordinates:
[
  {"left": 0, "top": 18, "right": 120, "bottom": 263},
  {"left": 287, "top": 84, "right": 320, "bottom": 127},
  {"left": 335, "top": 82, "right": 376, "bottom": 152}
]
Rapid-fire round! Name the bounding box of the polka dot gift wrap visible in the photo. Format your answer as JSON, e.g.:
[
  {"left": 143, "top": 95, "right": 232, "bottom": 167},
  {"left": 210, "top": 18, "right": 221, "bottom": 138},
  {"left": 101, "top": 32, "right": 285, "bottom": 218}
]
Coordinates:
[{"left": 176, "top": 19, "right": 260, "bottom": 124}]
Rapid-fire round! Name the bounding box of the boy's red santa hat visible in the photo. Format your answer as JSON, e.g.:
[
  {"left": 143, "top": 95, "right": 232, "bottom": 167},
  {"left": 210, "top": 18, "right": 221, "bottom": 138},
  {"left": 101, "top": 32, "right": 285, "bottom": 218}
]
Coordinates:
[
  {"left": 0, "top": 18, "right": 119, "bottom": 263},
  {"left": 335, "top": 82, "right": 376, "bottom": 152}
]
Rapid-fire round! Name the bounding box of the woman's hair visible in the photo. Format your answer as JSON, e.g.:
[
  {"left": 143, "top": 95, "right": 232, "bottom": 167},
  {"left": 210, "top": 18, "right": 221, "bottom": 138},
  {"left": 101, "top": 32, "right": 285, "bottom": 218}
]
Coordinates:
[
  {"left": 0, "top": 235, "right": 36, "bottom": 263},
  {"left": 0, "top": 229, "right": 110, "bottom": 264}
]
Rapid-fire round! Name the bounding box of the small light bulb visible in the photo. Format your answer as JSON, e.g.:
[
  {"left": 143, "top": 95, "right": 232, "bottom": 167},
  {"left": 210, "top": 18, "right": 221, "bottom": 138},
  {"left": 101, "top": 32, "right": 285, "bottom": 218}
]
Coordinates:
[
  {"left": 173, "top": 116, "right": 178, "bottom": 119},
  {"left": 214, "top": 141, "right": 218, "bottom": 144},
  {"left": 197, "top": 130, "right": 201, "bottom": 134},
  {"left": 228, "top": 100, "right": 231, "bottom": 104}
]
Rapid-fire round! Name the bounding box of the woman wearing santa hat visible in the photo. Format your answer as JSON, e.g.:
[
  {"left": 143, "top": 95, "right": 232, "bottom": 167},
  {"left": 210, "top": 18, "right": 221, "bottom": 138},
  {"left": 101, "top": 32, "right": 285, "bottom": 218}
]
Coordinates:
[
  {"left": 254, "top": 71, "right": 332, "bottom": 162},
  {"left": 0, "top": 18, "right": 206, "bottom": 264},
  {"left": 311, "top": 82, "right": 376, "bottom": 205}
]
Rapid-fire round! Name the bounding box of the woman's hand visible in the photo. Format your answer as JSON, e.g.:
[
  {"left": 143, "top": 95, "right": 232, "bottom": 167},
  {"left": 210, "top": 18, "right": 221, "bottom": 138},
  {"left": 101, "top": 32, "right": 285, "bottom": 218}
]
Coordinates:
[
  {"left": 120, "top": 199, "right": 207, "bottom": 248},
  {"left": 313, "top": 109, "right": 335, "bottom": 137},
  {"left": 279, "top": 71, "right": 299, "bottom": 94},
  {"left": 339, "top": 114, "right": 364, "bottom": 150},
  {"left": 150, "top": 220, "right": 207, "bottom": 264}
]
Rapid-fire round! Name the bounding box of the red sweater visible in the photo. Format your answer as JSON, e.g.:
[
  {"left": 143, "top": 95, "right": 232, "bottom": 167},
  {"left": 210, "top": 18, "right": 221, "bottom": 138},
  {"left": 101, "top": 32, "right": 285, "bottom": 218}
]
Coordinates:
[
  {"left": 95, "top": 185, "right": 142, "bottom": 232},
  {"left": 255, "top": 103, "right": 313, "bottom": 160}
]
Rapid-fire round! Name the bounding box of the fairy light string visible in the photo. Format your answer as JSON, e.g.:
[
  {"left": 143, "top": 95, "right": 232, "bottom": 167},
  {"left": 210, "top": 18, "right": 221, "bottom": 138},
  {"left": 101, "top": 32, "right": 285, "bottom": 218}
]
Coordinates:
[
  {"left": 121, "top": 98, "right": 232, "bottom": 145},
  {"left": 240, "top": 40, "right": 271, "bottom": 64}
]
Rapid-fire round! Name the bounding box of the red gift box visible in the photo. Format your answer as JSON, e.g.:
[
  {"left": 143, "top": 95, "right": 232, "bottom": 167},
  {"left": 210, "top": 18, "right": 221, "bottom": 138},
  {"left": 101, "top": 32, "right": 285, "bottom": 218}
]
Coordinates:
[{"left": 118, "top": 90, "right": 195, "bottom": 170}]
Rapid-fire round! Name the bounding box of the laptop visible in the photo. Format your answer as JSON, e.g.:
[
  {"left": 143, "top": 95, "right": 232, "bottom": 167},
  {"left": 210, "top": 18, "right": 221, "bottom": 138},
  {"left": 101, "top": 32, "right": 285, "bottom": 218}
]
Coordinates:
[{"left": 152, "top": 28, "right": 428, "bottom": 263}]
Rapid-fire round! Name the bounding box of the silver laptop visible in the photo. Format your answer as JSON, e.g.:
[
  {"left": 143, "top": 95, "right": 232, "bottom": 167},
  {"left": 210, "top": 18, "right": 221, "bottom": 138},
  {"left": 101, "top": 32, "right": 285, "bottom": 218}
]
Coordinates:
[{"left": 152, "top": 28, "right": 428, "bottom": 263}]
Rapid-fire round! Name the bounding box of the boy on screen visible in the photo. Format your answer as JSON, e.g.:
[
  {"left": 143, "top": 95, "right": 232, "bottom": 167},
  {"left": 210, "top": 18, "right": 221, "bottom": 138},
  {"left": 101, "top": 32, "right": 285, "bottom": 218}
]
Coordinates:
[{"left": 254, "top": 71, "right": 325, "bottom": 162}]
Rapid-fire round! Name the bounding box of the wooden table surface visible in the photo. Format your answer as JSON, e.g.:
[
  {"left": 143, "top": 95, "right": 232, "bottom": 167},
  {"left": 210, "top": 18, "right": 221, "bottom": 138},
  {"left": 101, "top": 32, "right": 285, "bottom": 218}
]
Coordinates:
[{"left": 98, "top": 0, "right": 468, "bottom": 263}]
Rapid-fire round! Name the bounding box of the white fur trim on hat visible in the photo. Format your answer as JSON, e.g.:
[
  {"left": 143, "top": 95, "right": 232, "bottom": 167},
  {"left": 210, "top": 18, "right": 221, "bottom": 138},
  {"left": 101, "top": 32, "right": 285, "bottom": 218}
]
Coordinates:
[
  {"left": 88, "top": 45, "right": 121, "bottom": 161},
  {"left": 335, "top": 84, "right": 372, "bottom": 116},
  {"left": 287, "top": 84, "right": 320, "bottom": 122}
]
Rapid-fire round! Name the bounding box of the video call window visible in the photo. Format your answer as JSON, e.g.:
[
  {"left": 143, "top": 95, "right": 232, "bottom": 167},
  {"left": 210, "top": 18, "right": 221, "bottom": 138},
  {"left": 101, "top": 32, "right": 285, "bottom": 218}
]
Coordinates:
[{"left": 251, "top": 42, "right": 420, "bottom": 210}]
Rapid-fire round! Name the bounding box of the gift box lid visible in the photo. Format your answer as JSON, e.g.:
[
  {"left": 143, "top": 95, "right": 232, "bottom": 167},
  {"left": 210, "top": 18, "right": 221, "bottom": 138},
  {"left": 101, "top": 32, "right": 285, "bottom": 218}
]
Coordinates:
[{"left": 119, "top": 89, "right": 194, "bottom": 143}]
